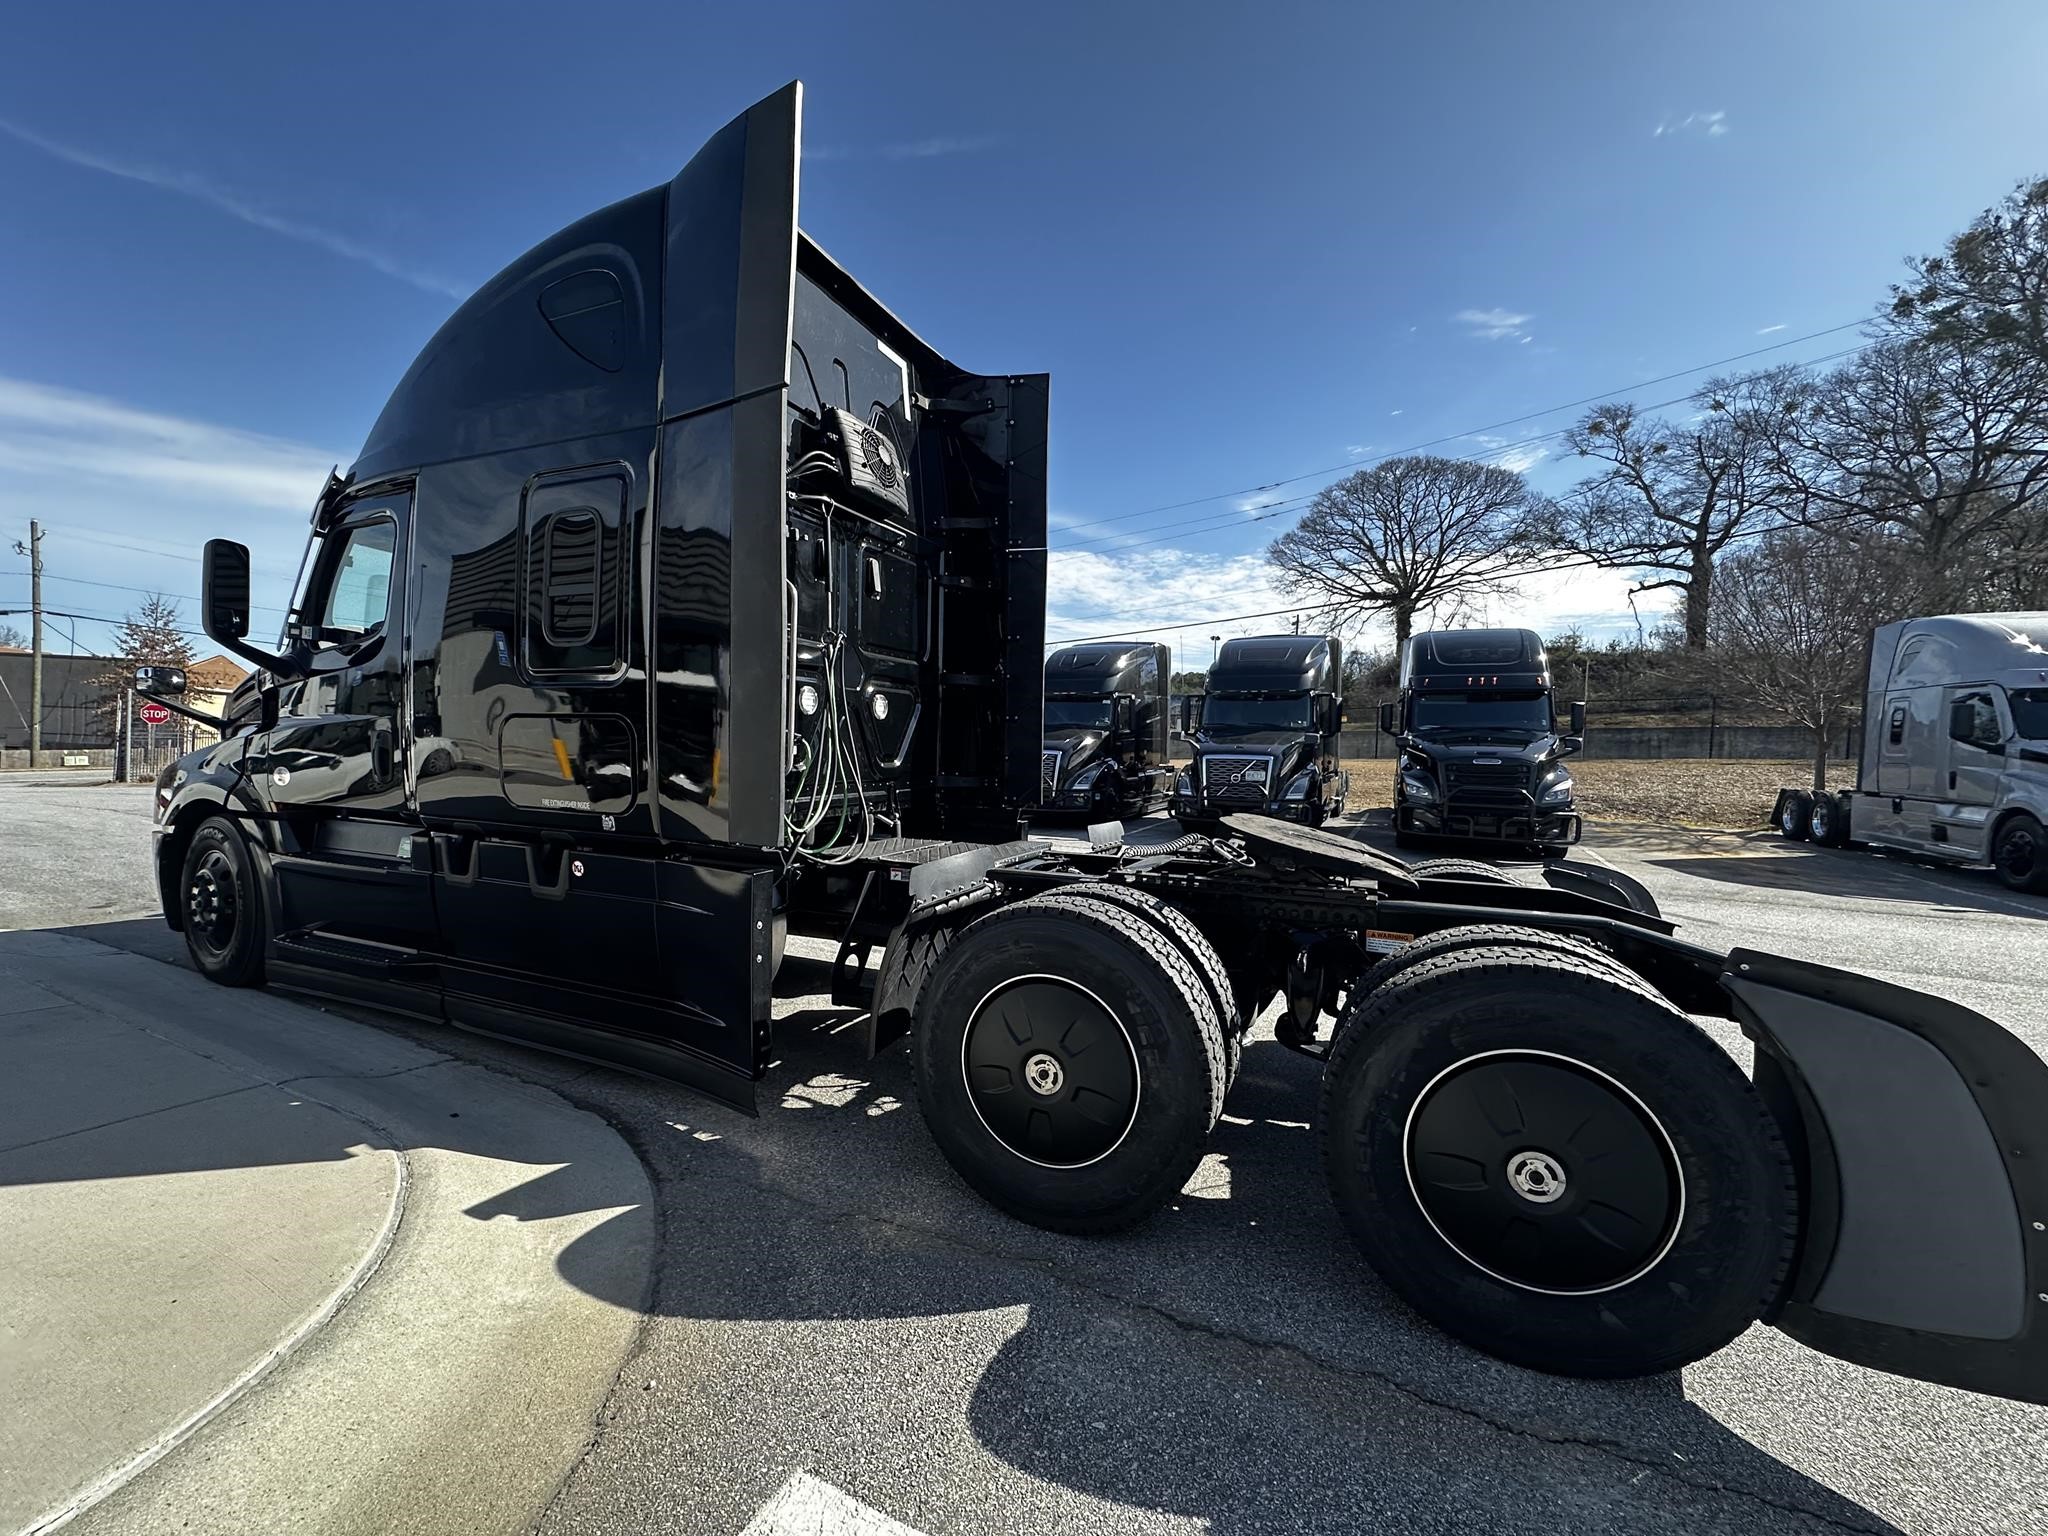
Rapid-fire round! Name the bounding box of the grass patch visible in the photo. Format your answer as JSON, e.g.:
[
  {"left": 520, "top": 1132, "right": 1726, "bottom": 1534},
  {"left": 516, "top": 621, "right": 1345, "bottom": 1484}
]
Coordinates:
[{"left": 1342, "top": 757, "right": 1852, "bottom": 832}]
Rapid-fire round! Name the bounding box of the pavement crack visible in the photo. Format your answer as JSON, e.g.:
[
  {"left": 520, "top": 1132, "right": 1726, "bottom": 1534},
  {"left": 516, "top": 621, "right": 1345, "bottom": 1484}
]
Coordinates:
[
  {"left": 752, "top": 1185, "right": 1895, "bottom": 1536},
  {"left": 0, "top": 1083, "right": 264, "bottom": 1158}
]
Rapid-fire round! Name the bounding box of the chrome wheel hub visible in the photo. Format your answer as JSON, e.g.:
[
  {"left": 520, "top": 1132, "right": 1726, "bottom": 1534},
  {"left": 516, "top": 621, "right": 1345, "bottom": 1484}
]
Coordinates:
[
  {"left": 1505, "top": 1149, "right": 1567, "bottom": 1204},
  {"left": 1023, "top": 1052, "right": 1065, "bottom": 1097}
]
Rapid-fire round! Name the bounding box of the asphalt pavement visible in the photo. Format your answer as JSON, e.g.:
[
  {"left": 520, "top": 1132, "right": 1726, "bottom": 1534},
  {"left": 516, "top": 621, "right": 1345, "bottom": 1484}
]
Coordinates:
[{"left": 3, "top": 772, "right": 2045, "bottom": 1536}]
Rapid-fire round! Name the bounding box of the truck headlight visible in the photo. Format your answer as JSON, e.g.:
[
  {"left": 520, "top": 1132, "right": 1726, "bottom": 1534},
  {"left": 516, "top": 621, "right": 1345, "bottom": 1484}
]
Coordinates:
[
  {"left": 1282, "top": 769, "right": 1315, "bottom": 800},
  {"left": 1399, "top": 769, "right": 1437, "bottom": 805},
  {"left": 1068, "top": 762, "right": 1105, "bottom": 791},
  {"left": 1538, "top": 770, "right": 1575, "bottom": 806},
  {"left": 1175, "top": 768, "right": 1193, "bottom": 795}
]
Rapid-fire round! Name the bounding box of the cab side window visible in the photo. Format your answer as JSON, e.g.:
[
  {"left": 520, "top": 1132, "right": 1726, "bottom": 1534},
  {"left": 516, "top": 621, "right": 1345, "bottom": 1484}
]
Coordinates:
[
  {"left": 320, "top": 521, "right": 396, "bottom": 638},
  {"left": 1948, "top": 690, "right": 2002, "bottom": 749}
]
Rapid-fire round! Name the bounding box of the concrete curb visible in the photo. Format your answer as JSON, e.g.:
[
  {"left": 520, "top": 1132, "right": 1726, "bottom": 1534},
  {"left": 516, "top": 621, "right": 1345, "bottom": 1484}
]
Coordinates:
[
  {"left": 22, "top": 1154, "right": 410, "bottom": 1536},
  {"left": 1, "top": 928, "right": 656, "bottom": 1536}
]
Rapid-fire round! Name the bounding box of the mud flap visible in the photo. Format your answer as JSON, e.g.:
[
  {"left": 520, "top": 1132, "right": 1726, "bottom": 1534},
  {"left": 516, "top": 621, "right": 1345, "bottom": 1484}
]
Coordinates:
[{"left": 1725, "top": 949, "right": 2048, "bottom": 1403}]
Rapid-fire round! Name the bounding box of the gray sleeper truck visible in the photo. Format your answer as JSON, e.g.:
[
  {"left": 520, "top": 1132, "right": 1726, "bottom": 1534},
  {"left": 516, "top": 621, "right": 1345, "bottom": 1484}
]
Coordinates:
[
  {"left": 1778, "top": 611, "right": 2048, "bottom": 893},
  {"left": 138, "top": 83, "right": 2048, "bottom": 1402}
]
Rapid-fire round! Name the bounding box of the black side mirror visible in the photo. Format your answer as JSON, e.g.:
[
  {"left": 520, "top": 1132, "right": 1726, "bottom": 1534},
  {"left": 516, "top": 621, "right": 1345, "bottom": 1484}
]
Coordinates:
[
  {"left": 135, "top": 665, "right": 187, "bottom": 698},
  {"left": 1378, "top": 701, "right": 1398, "bottom": 736},
  {"left": 1569, "top": 700, "right": 1587, "bottom": 735},
  {"left": 1560, "top": 735, "right": 1584, "bottom": 757},
  {"left": 203, "top": 539, "right": 252, "bottom": 642},
  {"left": 202, "top": 537, "right": 301, "bottom": 677}
]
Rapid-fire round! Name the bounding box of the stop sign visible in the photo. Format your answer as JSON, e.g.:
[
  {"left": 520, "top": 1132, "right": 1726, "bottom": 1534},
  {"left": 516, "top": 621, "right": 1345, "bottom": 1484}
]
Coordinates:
[{"left": 137, "top": 700, "right": 173, "bottom": 726}]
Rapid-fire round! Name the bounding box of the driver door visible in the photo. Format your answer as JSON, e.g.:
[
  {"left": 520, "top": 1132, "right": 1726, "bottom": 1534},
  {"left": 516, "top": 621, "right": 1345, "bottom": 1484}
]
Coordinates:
[{"left": 248, "top": 491, "right": 435, "bottom": 969}]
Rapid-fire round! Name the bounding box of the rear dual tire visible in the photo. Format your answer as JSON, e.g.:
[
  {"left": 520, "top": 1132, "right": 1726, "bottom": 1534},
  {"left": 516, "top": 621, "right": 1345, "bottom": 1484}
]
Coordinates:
[
  {"left": 912, "top": 893, "right": 1228, "bottom": 1233},
  {"left": 1319, "top": 937, "right": 1795, "bottom": 1378}
]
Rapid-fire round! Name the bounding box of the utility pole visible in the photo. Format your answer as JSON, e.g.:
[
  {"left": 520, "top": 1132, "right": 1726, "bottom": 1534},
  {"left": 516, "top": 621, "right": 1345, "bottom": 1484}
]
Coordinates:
[{"left": 12, "top": 522, "right": 43, "bottom": 768}]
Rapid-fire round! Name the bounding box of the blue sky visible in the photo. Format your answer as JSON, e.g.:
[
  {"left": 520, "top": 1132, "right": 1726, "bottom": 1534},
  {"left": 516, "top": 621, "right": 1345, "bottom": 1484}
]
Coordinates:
[{"left": 2, "top": 0, "right": 2044, "bottom": 669}]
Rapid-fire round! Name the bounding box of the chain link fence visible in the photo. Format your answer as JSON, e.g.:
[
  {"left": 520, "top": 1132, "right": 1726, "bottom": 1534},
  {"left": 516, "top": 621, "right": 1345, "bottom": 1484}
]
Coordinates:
[{"left": 1338, "top": 695, "right": 1862, "bottom": 762}]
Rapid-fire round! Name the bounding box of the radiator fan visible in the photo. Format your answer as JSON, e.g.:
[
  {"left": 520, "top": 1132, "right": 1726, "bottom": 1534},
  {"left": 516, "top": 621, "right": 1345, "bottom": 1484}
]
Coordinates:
[{"left": 825, "top": 406, "right": 911, "bottom": 519}]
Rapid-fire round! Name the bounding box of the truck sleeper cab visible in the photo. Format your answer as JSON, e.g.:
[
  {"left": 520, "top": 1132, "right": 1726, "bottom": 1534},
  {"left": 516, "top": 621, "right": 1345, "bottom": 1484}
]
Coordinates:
[
  {"left": 1171, "top": 634, "right": 1348, "bottom": 826},
  {"left": 1383, "top": 627, "right": 1584, "bottom": 854},
  {"left": 142, "top": 84, "right": 2048, "bottom": 1410},
  {"left": 1038, "top": 641, "right": 1173, "bottom": 818},
  {"left": 1780, "top": 612, "right": 2048, "bottom": 893}
]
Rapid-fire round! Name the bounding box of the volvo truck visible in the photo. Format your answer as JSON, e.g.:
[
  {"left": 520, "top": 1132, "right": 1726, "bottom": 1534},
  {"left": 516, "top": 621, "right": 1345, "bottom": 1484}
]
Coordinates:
[
  {"left": 1038, "top": 641, "right": 1173, "bottom": 818},
  {"left": 1382, "top": 628, "right": 1584, "bottom": 854},
  {"left": 1775, "top": 612, "right": 2048, "bottom": 892},
  {"left": 1170, "top": 635, "right": 1348, "bottom": 826},
  {"left": 137, "top": 84, "right": 2048, "bottom": 1403}
]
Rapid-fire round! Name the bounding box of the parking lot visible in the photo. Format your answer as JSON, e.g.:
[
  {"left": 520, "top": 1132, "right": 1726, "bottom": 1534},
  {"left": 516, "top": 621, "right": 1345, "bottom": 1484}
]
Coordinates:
[{"left": 4, "top": 772, "right": 2045, "bottom": 1536}]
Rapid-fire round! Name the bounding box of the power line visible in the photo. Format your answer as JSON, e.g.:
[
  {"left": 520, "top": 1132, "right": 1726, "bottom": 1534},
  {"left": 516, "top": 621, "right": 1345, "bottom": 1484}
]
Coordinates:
[
  {"left": 1051, "top": 343, "right": 1873, "bottom": 558},
  {"left": 1045, "top": 318, "right": 1872, "bottom": 541}
]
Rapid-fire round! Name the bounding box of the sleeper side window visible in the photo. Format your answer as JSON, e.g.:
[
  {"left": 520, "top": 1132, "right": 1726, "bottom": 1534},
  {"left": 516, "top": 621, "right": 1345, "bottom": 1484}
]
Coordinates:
[
  {"left": 522, "top": 468, "right": 629, "bottom": 679},
  {"left": 1887, "top": 705, "right": 1908, "bottom": 747}
]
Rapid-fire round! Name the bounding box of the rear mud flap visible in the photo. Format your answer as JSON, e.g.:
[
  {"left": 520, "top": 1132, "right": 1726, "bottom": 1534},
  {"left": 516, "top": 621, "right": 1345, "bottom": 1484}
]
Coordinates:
[{"left": 1725, "top": 949, "right": 2048, "bottom": 1403}]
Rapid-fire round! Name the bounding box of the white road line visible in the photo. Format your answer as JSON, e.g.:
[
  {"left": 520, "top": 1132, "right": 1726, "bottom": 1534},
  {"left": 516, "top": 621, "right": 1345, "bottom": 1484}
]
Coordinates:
[{"left": 740, "top": 1471, "right": 931, "bottom": 1536}]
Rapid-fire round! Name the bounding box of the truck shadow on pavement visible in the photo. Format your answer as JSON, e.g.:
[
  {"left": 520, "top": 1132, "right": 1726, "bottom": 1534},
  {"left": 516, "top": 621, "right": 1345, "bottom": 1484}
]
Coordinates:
[
  {"left": 20, "top": 922, "right": 1907, "bottom": 1536},
  {"left": 1643, "top": 844, "right": 2048, "bottom": 916}
]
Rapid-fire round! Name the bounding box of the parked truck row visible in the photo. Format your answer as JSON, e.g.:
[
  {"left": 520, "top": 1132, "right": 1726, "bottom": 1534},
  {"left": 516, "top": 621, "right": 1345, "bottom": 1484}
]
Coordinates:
[{"left": 138, "top": 84, "right": 2046, "bottom": 1406}]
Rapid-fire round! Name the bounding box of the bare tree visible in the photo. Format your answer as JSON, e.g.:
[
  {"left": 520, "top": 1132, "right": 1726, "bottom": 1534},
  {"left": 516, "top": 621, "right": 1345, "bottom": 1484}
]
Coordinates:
[
  {"left": 1707, "top": 530, "right": 1904, "bottom": 794},
  {"left": 1538, "top": 380, "right": 1783, "bottom": 649},
  {"left": 92, "top": 595, "right": 195, "bottom": 731},
  {"left": 1265, "top": 455, "right": 1537, "bottom": 648},
  {"left": 1889, "top": 175, "right": 2048, "bottom": 365},
  {"left": 1771, "top": 336, "right": 2048, "bottom": 609},
  {"left": 0, "top": 623, "right": 26, "bottom": 649}
]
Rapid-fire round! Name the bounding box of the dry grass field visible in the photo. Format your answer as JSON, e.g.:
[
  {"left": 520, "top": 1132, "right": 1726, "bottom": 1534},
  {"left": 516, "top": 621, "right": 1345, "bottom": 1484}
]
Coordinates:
[{"left": 1342, "top": 757, "right": 1852, "bottom": 832}]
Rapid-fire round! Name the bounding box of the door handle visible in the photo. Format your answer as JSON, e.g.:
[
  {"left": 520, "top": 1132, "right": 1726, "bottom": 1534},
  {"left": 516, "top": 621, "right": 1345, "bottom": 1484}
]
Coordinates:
[
  {"left": 372, "top": 724, "right": 395, "bottom": 784},
  {"left": 1949, "top": 770, "right": 1957, "bottom": 791}
]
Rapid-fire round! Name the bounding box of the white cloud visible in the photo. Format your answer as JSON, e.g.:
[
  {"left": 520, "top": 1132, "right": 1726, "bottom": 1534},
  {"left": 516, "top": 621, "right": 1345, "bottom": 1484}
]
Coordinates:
[
  {"left": 1389, "top": 409, "right": 1404, "bottom": 417},
  {"left": 1470, "top": 432, "right": 1549, "bottom": 474},
  {"left": 1756, "top": 323, "right": 1787, "bottom": 335},
  {"left": 1235, "top": 491, "right": 1289, "bottom": 514},
  {"left": 0, "top": 377, "right": 338, "bottom": 645},
  {"left": 1455, "top": 307, "right": 1533, "bottom": 342},
  {"left": 1654, "top": 110, "right": 1728, "bottom": 139},
  {"left": 806, "top": 135, "right": 999, "bottom": 163},
  {"left": 1044, "top": 540, "right": 1660, "bottom": 671},
  {"left": 0, "top": 118, "right": 467, "bottom": 300}
]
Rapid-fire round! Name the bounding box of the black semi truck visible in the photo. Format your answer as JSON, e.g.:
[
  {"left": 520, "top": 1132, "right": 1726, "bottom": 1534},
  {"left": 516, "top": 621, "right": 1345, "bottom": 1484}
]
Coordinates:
[
  {"left": 140, "top": 84, "right": 2047, "bottom": 1403},
  {"left": 1170, "top": 635, "right": 1349, "bottom": 826},
  {"left": 1383, "top": 628, "right": 1585, "bottom": 854},
  {"left": 1038, "top": 641, "right": 1173, "bottom": 818}
]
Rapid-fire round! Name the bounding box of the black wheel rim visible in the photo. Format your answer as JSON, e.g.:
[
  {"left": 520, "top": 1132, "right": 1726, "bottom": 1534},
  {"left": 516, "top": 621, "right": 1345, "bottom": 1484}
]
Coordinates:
[
  {"left": 1402, "top": 1050, "right": 1683, "bottom": 1294},
  {"left": 187, "top": 848, "right": 240, "bottom": 959},
  {"left": 961, "top": 977, "right": 1140, "bottom": 1168},
  {"left": 1999, "top": 826, "right": 2039, "bottom": 882}
]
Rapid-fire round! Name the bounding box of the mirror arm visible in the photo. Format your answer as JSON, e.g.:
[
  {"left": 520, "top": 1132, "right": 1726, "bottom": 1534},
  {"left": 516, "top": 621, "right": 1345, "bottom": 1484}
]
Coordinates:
[{"left": 141, "top": 695, "right": 229, "bottom": 733}]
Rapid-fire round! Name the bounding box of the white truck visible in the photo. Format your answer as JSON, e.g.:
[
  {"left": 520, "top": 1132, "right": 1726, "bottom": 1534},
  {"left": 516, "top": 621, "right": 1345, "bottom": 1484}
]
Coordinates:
[{"left": 1776, "top": 612, "right": 2048, "bottom": 891}]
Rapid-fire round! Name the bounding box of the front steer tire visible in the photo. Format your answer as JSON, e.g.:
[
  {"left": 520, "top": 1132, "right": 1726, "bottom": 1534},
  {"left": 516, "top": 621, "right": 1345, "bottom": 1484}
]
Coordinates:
[
  {"left": 1318, "top": 941, "right": 1796, "bottom": 1379},
  {"left": 912, "top": 893, "right": 1227, "bottom": 1234},
  {"left": 179, "top": 816, "right": 268, "bottom": 988}
]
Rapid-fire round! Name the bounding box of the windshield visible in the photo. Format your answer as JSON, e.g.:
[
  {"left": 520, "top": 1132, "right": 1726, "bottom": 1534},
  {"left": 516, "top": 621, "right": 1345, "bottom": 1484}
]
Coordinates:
[
  {"left": 1044, "top": 699, "right": 1113, "bottom": 729},
  {"left": 2010, "top": 689, "right": 2048, "bottom": 741},
  {"left": 1202, "top": 694, "right": 1311, "bottom": 731},
  {"left": 1410, "top": 690, "right": 1552, "bottom": 735}
]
